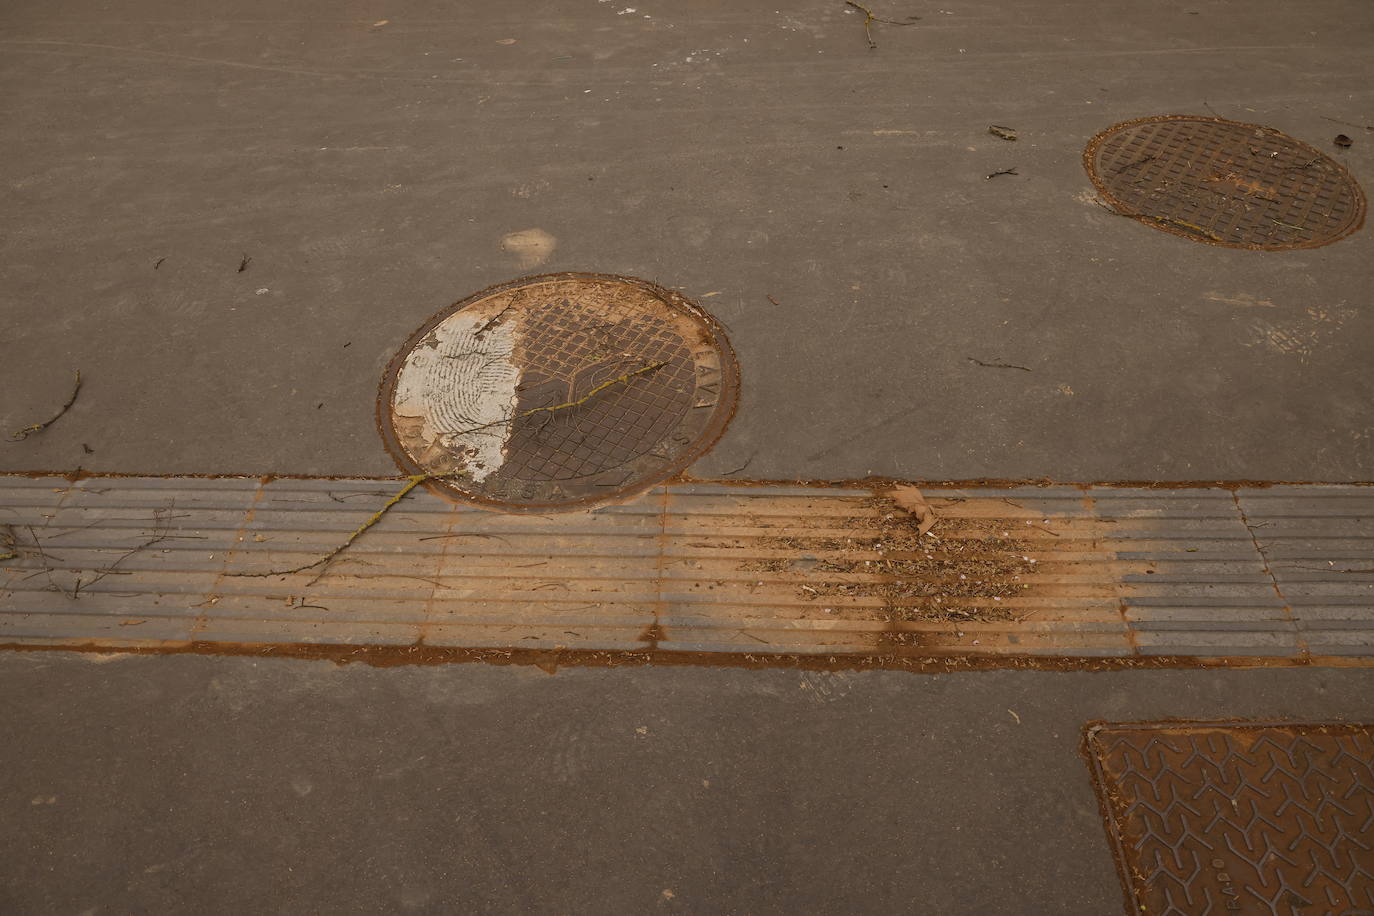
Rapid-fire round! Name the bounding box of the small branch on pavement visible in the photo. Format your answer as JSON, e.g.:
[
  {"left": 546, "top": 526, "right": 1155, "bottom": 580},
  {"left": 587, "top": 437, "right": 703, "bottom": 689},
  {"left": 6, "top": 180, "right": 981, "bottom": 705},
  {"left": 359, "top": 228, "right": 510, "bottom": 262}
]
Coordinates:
[
  {"left": 10, "top": 371, "right": 82, "bottom": 441},
  {"left": 229, "top": 473, "right": 433, "bottom": 581},
  {"left": 231, "top": 364, "right": 667, "bottom": 582},
  {"left": 967, "top": 357, "right": 1031, "bottom": 372},
  {"left": 1321, "top": 115, "right": 1374, "bottom": 132},
  {"left": 723, "top": 455, "right": 755, "bottom": 477},
  {"left": 844, "top": 0, "right": 918, "bottom": 49}
]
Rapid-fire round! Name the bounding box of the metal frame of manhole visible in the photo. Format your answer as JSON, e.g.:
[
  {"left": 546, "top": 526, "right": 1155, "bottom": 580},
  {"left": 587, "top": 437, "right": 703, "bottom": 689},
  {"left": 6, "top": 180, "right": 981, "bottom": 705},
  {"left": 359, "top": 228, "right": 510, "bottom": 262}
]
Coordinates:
[
  {"left": 1084, "top": 114, "right": 1366, "bottom": 250},
  {"left": 376, "top": 272, "right": 740, "bottom": 513}
]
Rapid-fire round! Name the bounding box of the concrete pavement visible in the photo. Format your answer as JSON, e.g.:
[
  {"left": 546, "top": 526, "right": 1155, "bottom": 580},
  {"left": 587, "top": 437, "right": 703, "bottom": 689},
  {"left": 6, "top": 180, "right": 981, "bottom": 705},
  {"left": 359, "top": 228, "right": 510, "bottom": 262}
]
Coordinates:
[{"left": 3, "top": 653, "right": 1373, "bottom": 914}]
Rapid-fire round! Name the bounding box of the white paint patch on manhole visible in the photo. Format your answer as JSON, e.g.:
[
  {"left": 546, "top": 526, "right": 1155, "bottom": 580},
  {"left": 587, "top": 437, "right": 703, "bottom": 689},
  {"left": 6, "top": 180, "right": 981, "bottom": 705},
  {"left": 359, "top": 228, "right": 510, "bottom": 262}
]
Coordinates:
[
  {"left": 378, "top": 273, "right": 740, "bottom": 512},
  {"left": 390, "top": 307, "right": 519, "bottom": 483}
]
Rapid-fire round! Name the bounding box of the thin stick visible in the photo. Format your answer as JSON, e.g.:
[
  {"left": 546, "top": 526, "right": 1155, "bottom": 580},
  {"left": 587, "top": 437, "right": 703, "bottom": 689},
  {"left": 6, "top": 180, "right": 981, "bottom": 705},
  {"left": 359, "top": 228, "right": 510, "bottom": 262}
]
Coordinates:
[
  {"left": 23, "top": 524, "right": 72, "bottom": 598},
  {"left": 73, "top": 516, "right": 182, "bottom": 596},
  {"left": 723, "top": 455, "right": 754, "bottom": 476},
  {"left": 231, "top": 364, "right": 665, "bottom": 580},
  {"left": 475, "top": 303, "right": 515, "bottom": 336},
  {"left": 1321, "top": 115, "right": 1374, "bottom": 132},
  {"left": 11, "top": 371, "right": 82, "bottom": 441},
  {"left": 417, "top": 532, "right": 510, "bottom": 544},
  {"left": 1269, "top": 217, "right": 1309, "bottom": 233},
  {"left": 985, "top": 167, "right": 1018, "bottom": 180},
  {"left": 229, "top": 473, "right": 431, "bottom": 579},
  {"left": 845, "top": 0, "right": 917, "bottom": 49},
  {"left": 450, "top": 361, "right": 667, "bottom": 438},
  {"left": 967, "top": 357, "right": 1031, "bottom": 372}
]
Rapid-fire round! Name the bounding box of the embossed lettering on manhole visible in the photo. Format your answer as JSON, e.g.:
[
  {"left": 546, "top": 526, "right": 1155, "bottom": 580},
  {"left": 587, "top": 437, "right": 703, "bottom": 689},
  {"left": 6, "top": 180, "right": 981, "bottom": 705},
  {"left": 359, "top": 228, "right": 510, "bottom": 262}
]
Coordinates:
[
  {"left": 1084, "top": 721, "right": 1374, "bottom": 915},
  {"left": 378, "top": 273, "right": 739, "bottom": 511},
  {"left": 1084, "top": 115, "right": 1366, "bottom": 249}
]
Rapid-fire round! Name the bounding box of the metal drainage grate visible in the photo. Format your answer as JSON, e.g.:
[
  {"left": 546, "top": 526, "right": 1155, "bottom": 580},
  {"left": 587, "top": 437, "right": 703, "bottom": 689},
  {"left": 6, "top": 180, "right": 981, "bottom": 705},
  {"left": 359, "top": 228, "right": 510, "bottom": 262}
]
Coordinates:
[
  {"left": 1084, "top": 115, "right": 1366, "bottom": 250},
  {"left": 1085, "top": 721, "right": 1374, "bottom": 914},
  {"left": 378, "top": 273, "right": 739, "bottom": 512}
]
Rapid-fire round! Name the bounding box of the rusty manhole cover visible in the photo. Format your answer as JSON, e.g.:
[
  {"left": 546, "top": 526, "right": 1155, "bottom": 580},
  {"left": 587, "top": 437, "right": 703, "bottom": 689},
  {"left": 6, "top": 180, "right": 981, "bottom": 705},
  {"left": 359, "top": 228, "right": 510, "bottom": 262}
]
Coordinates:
[
  {"left": 1085, "top": 721, "right": 1374, "bottom": 914},
  {"left": 1084, "top": 115, "right": 1366, "bottom": 249},
  {"left": 378, "top": 273, "right": 738, "bottom": 511}
]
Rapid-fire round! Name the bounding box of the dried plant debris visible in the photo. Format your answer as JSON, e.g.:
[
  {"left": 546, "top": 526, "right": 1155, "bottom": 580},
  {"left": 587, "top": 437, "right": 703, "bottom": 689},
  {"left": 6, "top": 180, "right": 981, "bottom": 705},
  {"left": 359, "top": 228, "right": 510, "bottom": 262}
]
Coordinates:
[
  {"left": 10, "top": 371, "right": 82, "bottom": 441},
  {"left": 968, "top": 356, "right": 1031, "bottom": 371},
  {"left": 844, "top": 0, "right": 919, "bottom": 50},
  {"left": 230, "top": 474, "right": 432, "bottom": 582},
  {"left": 1322, "top": 116, "right": 1374, "bottom": 133},
  {"left": 736, "top": 557, "right": 794, "bottom": 573},
  {"left": 988, "top": 125, "right": 1018, "bottom": 142},
  {"left": 1334, "top": 134, "right": 1354, "bottom": 149},
  {"left": 735, "top": 490, "right": 1041, "bottom": 624},
  {"left": 5, "top": 509, "right": 206, "bottom": 599}
]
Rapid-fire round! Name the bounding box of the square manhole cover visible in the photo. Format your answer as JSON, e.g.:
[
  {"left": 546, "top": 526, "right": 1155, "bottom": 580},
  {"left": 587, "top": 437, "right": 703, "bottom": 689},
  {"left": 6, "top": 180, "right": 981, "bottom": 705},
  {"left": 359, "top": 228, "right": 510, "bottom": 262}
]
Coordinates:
[{"left": 1084, "top": 721, "right": 1374, "bottom": 914}]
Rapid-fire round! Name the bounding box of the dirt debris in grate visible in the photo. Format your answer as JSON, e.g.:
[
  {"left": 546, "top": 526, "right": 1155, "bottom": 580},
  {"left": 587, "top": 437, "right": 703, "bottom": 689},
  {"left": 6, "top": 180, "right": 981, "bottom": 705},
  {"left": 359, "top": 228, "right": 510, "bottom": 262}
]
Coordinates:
[
  {"left": 734, "top": 494, "right": 1039, "bottom": 623},
  {"left": 378, "top": 273, "right": 738, "bottom": 512},
  {"left": 1084, "top": 115, "right": 1366, "bottom": 250}
]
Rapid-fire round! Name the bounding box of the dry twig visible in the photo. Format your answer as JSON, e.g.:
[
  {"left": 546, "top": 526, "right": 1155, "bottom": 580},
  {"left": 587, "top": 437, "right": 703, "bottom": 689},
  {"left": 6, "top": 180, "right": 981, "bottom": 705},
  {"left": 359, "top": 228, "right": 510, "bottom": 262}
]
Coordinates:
[
  {"left": 230, "top": 363, "right": 664, "bottom": 581},
  {"left": 229, "top": 473, "right": 432, "bottom": 580},
  {"left": 1321, "top": 116, "right": 1374, "bottom": 133},
  {"left": 71, "top": 509, "right": 199, "bottom": 597},
  {"left": 968, "top": 357, "right": 1031, "bottom": 372},
  {"left": 723, "top": 455, "right": 754, "bottom": 477},
  {"left": 844, "top": 0, "right": 918, "bottom": 49},
  {"left": 11, "top": 371, "right": 82, "bottom": 441},
  {"left": 451, "top": 361, "right": 667, "bottom": 438}
]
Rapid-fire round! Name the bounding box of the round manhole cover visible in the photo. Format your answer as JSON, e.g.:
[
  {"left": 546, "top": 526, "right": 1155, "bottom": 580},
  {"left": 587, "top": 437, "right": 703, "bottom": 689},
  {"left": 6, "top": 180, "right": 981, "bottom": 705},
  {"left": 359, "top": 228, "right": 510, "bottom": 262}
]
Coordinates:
[
  {"left": 1084, "top": 115, "right": 1365, "bottom": 250},
  {"left": 378, "top": 273, "right": 739, "bottom": 512}
]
